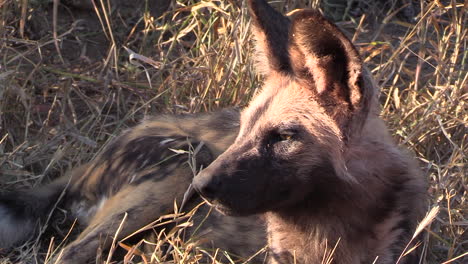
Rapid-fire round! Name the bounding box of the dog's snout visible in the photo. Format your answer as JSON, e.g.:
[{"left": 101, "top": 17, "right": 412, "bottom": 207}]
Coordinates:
[{"left": 193, "top": 169, "right": 220, "bottom": 201}]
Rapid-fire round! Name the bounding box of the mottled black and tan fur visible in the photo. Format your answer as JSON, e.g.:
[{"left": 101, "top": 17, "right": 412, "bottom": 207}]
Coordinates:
[{"left": 0, "top": 109, "right": 266, "bottom": 263}]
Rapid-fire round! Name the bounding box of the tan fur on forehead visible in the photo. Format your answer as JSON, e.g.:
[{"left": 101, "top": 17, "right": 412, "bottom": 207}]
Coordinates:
[
  {"left": 241, "top": 75, "right": 352, "bottom": 181},
  {"left": 242, "top": 76, "right": 339, "bottom": 138}
]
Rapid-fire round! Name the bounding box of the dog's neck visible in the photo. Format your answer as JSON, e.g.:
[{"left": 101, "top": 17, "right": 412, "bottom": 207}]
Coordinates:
[
  {"left": 263, "top": 142, "right": 412, "bottom": 264},
  {"left": 264, "top": 191, "right": 365, "bottom": 264}
]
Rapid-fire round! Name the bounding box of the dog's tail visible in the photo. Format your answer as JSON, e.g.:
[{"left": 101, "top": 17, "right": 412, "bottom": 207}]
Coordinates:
[{"left": 0, "top": 176, "right": 69, "bottom": 248}]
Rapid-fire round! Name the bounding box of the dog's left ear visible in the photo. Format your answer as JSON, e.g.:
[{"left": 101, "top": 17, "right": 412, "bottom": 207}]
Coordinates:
[
  {"left": 288, "top": 10, "right": 373, "bottom": 134},
  {"left": 248, "top": 0, "right": 291, "bottom": 75}
]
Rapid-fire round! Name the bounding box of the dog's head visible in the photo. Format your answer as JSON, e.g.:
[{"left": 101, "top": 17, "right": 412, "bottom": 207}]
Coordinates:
[{"left": 193, "top": 0, "right": 375, "bottom": 216}]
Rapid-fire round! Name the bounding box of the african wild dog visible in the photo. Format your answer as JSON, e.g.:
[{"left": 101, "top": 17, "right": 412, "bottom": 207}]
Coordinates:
[
  {"left": 193, "top": 0, "right": 427, "bottom": 264},
  {"left": 0, "top": 0, "right": 426, "bottom": 263}
]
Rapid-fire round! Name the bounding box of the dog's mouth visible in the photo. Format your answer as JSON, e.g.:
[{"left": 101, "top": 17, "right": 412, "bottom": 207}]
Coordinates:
[
  {"left": 199, "top": 196, "right": 237, "bottom": 215},
  {"left": 212, "top": 203, "right": 238, "bottom": 216},
  {"left": 199, "top": 195, "right": 263, "bottom": 217}
]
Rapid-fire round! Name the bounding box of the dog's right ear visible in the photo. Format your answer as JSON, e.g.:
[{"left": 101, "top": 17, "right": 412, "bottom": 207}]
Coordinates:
[{"left": 248, "top": 0, "right": 291, "bottom": 75}]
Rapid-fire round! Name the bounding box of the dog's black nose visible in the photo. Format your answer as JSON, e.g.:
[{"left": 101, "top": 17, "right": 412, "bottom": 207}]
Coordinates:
[{"left": 193, "top": 169, "right": 220, "bottom": 201}]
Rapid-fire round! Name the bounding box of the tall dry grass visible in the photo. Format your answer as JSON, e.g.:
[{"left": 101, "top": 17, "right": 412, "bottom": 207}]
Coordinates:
[{"left": 0, "top": 0, "right": 466, "bottom": 263}]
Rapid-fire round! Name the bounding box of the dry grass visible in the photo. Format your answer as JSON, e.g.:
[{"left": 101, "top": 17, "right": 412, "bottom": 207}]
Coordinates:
[{"left": 0, "top": 0, "right": 466, "bottom": 263}]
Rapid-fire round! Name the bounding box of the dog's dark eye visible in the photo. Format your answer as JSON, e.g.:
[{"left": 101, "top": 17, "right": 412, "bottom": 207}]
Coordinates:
[
  {"left": 270, "top": 130, "right": 295, "bottom": 144},
  {"left": 279, "top": 133, "right": 292, "bottom": 141},
  {"left": 265, "top": 126, "right": 301, "bottom": 149}
]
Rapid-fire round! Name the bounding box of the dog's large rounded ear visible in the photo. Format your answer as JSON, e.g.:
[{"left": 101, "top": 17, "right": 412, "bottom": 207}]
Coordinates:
[
  {"left": 288, "top": 10, "right": 373, "bottom": 135},
  {"left": 247, "top": 0, "right": 291, "bottom": 75}
]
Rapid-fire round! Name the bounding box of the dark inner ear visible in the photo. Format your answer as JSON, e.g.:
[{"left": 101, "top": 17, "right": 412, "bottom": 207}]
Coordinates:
[
  {"left": 288, "top": 10, "right": 368, "bottom": 121},
  {"left": 248, "top": 0, "right": 291, "bottom": 73}
]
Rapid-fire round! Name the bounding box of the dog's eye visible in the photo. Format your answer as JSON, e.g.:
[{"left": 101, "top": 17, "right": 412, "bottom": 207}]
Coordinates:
[
  {"left": 273, "top": 130, "right": 295, "bottom": 142},
  {"left": 266, "top": 129, "right": 297, "bottom": 148},
  {"left": 279, "top": 133, "right": 292, "bottom": 141}
]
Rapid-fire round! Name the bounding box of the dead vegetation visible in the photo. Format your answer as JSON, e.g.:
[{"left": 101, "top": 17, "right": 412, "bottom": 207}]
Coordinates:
[{"left": 0, "top": 0, "right": 466, "bottom": 263}]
